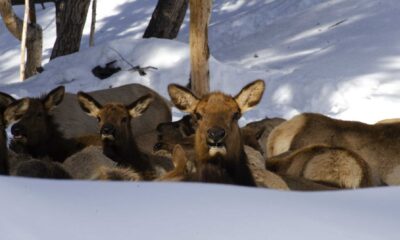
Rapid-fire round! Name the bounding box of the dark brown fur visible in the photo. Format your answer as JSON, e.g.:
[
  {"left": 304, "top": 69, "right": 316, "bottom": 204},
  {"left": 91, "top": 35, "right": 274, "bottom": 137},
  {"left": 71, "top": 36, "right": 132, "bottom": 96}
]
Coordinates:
[
  {"left": 8, "top": 87, "right": 96, "bottom": 162},
  {"left": 0, "top": 92, "right": 22, "bottom": 175}
]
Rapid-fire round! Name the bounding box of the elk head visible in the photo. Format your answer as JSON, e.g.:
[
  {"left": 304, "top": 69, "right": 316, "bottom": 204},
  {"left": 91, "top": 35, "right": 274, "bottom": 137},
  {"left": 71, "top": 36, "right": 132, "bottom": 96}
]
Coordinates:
[
  {"left": 168, "top": 80, "right": 265, "bottom": 164},
  {"left": 8, "top": 86, "right": 65, "bottom": 148},
  {"left": 77, "top": 92, "right": 154, "bottom": 145}
]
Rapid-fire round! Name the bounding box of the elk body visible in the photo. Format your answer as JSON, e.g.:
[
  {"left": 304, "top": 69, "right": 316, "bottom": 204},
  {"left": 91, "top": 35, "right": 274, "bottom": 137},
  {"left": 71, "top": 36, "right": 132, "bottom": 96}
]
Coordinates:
[
  {"left": 78, "top": 92, "right": 173, "bottom": 180},
  {"left": 267, "top": 113, "right": 400, "bottom": 186},
  {"left": 168, "top": 80, "right": 266, "bottom": 186},
  {"left": 266, "top": 145, "right": 373, "bottom": 188}
]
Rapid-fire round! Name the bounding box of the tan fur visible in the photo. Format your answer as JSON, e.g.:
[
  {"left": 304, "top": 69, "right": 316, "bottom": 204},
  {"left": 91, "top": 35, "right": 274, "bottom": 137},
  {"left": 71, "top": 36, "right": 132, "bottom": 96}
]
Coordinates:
[
  {"left": 375, "top": 118, "right": 400, "bottom": 124},
  {"left": 92, "top": 166, "right": 141, "bottom": 181},
  {"left": 63, "top": 146, "right": 116, "bottom": 179},
  {"left": 268, "top": 145, "right": 372, "bottom": 188},
  {"left": 157, "top": 145, "right": 190, "bottom": 181},
  {"left": 244, "top": 146, "right": 289, "bottom": 190},
  {"left": 267, "top": 114, "right": 306, "bottom": 157},
  {"left": 267, "top": 113, "right": 399, "bottom": 186}
]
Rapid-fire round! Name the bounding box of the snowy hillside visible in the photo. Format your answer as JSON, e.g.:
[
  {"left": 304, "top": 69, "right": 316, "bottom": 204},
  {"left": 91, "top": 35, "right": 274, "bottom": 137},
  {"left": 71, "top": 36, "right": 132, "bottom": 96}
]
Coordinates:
[
  {"left": 2, "top": 0, "right": 400, "bottom": 123},
  {"left": 1, "top": 1, "right": 400, "bottom": 239}
]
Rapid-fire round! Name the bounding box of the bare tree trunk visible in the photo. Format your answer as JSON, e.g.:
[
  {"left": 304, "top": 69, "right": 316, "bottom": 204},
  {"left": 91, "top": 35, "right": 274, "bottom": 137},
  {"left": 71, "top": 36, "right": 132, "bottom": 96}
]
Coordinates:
[
  {"left": 143, "top": 0, "right": 188, "bottom": 39},
  {"left": 0, "top": 0, "right": 43, "bottom": 79},
  {"left": 50, "top": 0, "right": 91, "bottom": 60},
  {"left": 89, "top": 0, "right": 96, "bottom": 47},
  {"left": 189, "top": 0, "right": 211, "bottom": 97},
  {"left": 20, "top": 0, "right": 29, "bottom": 80}
]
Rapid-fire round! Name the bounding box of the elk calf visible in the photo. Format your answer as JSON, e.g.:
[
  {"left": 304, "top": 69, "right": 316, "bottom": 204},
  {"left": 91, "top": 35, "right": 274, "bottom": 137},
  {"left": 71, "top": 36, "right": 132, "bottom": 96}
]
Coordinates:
[
  {"left": 168, "top": 80, "right": 265, "bottom": 186},
  {"left": 78, "top": 92, "right": 172, "bottom": 180}
]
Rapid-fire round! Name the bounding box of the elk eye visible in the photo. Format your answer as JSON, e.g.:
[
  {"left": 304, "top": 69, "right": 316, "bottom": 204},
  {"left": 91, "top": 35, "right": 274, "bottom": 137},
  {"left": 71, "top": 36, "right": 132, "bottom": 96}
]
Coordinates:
[
  {"left": 233, "top": 112, "right": 241, "bottom": 120},
  {"left": 195, "top": 112, "right": 202, "bottom": 120},
  {"left": 96, "top": 117, "right": 101, "bottom": 122},
  {"left": 121, "top": 117, "right": 128, "bottom": 123}
]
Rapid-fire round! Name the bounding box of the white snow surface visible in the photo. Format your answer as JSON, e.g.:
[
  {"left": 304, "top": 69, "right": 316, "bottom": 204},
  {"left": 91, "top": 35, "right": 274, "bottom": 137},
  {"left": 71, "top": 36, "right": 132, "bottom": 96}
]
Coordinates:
[
  {"left": 1, "top": 0, "right": 400, "bottom": 239},
  {"left": 1, "top": 176, "right": 399, "bottom": 240}
]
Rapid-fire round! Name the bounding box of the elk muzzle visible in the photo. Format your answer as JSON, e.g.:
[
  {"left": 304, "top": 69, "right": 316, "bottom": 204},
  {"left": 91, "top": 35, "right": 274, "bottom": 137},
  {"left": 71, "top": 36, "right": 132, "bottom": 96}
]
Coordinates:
[
  {"left": 100, "top": 123, "right": 116, "bottom": 140},
  {"left": 206, "top": 127, "right": 227, "bottom": 156},
  {"left": 11, "top": 124, "right": 27, "bottom": 142}
]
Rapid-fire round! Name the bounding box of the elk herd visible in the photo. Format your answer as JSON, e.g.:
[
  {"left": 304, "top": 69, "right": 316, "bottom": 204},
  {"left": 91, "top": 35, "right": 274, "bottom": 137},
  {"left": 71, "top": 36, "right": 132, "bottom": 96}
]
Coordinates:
[{"left": 0, "top": 79, "right": 398, "bottom": 191}]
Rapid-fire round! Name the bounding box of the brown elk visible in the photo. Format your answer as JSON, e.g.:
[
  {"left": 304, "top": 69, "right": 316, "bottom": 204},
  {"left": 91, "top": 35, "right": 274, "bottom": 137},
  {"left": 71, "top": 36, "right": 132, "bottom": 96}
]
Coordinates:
[
  {"left": 266, "top": 145, "right": 373, "bottom": 188},
  {"left": 267, "top": 112, "right": 400, "bottom": 186},
  {"left": 52, "top": 83, "right": 172, "bottom": 139},
  {"left": 8, "top": 86, "right": 96, "bottom": 162},
  {"left": 167, "top": 80, "right": 266, "bottom": 186},
  {"left": 77, "top": 92, "right": 173, "bottom": 180}
]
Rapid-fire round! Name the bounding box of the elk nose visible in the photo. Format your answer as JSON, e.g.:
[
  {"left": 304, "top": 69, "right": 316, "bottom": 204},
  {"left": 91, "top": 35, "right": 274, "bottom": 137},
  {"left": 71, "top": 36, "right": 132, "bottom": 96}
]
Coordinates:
[
  {"left": 11, "top": 124, "right": 25, "bottom": 136},
  {"left": 101, "top": 124, "right": 115, "bottom": 135},
  {"left": 207, "top": 127, "right": 225, "bottom": 143}
]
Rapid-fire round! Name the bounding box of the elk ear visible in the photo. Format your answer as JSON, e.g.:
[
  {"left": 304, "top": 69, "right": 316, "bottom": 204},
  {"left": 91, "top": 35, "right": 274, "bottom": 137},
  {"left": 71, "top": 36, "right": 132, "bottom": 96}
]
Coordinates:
[
  {"left": 234, "top": 79, "right": 265, "bottom": 113},
  {"left": 168, "top": 84, "right": 199, "bottom": 113},
  {"left": 3, "top": 98, "right": 29, "bottom": 126},
  {"left": 171, "top": 144, "right": 188, "bottom": 171},
  {"left": 0, "top": 92, "right": 16, "bottom": 110},
  {"left": 128, "top": 94, "right": 154, "bottom": 118},
  {"left": 43, "top": 86, "right": 65, "bottom": 112},
  {"left": 77, "top": 92, "right": 102, "bottom": 118}
]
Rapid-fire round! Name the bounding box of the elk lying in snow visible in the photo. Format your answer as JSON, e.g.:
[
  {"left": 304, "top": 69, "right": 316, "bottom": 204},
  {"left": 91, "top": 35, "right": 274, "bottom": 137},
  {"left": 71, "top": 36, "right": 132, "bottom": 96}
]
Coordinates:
[
  {"left": 167, "top": 80, "right": 266, "bottom": 186},
  {"left": 77, "top": 91, "right": 173, "bottom": 180},
  {"left": 267, "top": 112, "right": 400, "bottom": 186},
  {"left": 8, "top": 86, "right": 99, "bottom": 163},
  {"left": 52, "top": 83, "right": 172, "bottom": 139},
  {"left": 266, "top": 145, "right": 373, "bottom": 188}
]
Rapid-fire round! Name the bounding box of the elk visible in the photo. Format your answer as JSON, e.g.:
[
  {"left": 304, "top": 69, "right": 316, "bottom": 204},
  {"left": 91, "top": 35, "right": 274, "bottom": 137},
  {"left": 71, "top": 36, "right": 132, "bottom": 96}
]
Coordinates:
[
  {"left": 266, "top": 145, "right": 373, "bottom": 188},
  {"left": 8, "top": 86, "right": 96, "bottom": 162},
  {"left": 267, "top": 112, "right": 400, "bottom": 186},
  {"left": 167, "top": 80, "right": 266, "bottom": 186},
  {"left": 77, "top": 92, "right": 173, "bottom": 180}
]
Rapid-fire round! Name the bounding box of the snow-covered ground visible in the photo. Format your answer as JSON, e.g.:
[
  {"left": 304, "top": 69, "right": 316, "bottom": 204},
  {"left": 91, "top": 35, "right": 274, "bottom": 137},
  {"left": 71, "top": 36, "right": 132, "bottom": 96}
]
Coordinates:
[{"left": 1, "top": 0, "right": 400, "bottom": 239}]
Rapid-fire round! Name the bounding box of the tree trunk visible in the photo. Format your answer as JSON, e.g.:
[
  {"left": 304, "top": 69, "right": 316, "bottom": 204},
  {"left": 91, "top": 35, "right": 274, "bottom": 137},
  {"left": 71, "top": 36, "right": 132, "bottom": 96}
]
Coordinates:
[
  {"left": 50, "top": 0, "right": 90, "bottom": 60},
  {"left": 143, "top": 0, "right": 188, "bottom": 39},
  {"left": 0, "top": 0, "right": 43, "bottom": 79},
  {"left": 20, "top": 0, "right": 29, "bottom": 81},
  {"left": 89, "top": 0, "right": 96, "bottom": 47},
  {"left": 189, "top": 0, "right": 211, "bottom": 97}
]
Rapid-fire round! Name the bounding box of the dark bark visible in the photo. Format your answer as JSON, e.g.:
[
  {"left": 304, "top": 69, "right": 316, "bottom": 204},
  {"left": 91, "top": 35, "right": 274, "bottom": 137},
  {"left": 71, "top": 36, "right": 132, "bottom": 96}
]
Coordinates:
[
  {"left": 143, "top": 0, "right": 188, "bottom": 39},
  {"left": 50, "top": 0, "right": 91, "bottom": 60}
]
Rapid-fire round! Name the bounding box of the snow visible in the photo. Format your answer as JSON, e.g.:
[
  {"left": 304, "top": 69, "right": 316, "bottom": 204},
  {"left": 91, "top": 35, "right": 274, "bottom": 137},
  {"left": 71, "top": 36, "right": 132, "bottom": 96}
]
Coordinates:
[
  {"left": 1, "top": 0, "right": 400, "bottom": 239},
  {"left": 1, "top": 176, "right": 399, "bottom": 240}
]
